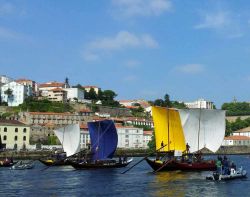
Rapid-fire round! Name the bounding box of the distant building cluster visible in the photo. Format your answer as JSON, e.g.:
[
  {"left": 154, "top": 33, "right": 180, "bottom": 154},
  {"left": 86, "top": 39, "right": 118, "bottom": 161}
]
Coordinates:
[
  {"left": 1, "top": 74, "right": 221, "bottom": 150},
  {"left": 0, "top": 75, "right": 93, "bottom": 106}
]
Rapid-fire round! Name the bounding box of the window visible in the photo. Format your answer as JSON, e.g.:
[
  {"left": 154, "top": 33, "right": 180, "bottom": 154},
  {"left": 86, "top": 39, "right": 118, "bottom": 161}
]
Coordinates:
[
  {"left": 14, "top": 136, "right": 18, "bottom": 141},
  {"left": 23, "top": 128, "right": 27, "bottom": 133},
  {"left": 23, "top": 136, "right": 26, "bottom": 141},
  {"left": 15, "top": 128, "right": 18, "bottom": 133},
  {"left": 4, "top": 127, "right": 7, "bottom": 132},
  {"left": 125, "top": 135, "right": 129, "bottom": 138},
  {"left": 3, "top": 136, "right": 7, "bottom": 140}
]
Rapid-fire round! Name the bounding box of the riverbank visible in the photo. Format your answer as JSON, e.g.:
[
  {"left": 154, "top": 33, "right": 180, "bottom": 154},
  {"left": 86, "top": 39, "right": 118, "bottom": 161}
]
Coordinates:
[{"left": 0, "top": 146, "right": 250, "bottom": 159}]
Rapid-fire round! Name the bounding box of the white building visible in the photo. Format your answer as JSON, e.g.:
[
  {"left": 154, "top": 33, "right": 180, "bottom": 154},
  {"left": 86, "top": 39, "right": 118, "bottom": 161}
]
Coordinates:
[
  {"left": 232, "top": 126, "right": 250, "bottom": 137},
  {"left": 143, "top": 130, "right": 153, "bottom": 148},
  {"left": 82, "top": 85, "right": 100, "bottom": 94},
  {"left": 222, "top": 135, "right": 250, "bottom": 146},
  {"left": 38, "top": 81, "right": 65, "bottom": 97},
  {"left": 64, "top": 88, "right": 84, "bottom": 102},
  {"left": 16, "top": 78, "right": 38, "bottom": 96},
  {"left": 116, "top": 125, "right": 144, "bottom": 149},
  {"left": 80, "top": 124, "right": 90, "bottom": 149},
  {"left": 184, "top": 98, "right": 214, "bottom": 109},
  {"left": 0, "top": 75, "right": 13, "bottom": 86},
  {"left": 1, "top": 81, "right": 32, "bottom": 106}
]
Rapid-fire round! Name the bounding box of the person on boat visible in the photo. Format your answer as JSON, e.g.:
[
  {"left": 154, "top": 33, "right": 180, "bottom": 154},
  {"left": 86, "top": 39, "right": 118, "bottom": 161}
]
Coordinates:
[
  {"left": 186, "top": 143, "right": 190, "bottom": 154},
  {"left": 123, "top": 155, "right": 127, "bottom": 163},
  {"left": 231, "top": 161, "right": 236, "bottom": 170},
  {"left": 216, "top": 157, "right": 222, "bottom": 174},
  {"left": 222, "top": 156, "right": 230, "bottom": 175}
]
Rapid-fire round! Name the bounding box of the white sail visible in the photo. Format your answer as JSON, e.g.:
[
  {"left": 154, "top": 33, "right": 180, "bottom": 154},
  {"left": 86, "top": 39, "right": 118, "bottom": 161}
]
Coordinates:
[
  {"left": 54, "top": 124, "right": 81, "bottom": 157},
  {"left": 179, "top": 109, "right": 225, "bottom": 153}
]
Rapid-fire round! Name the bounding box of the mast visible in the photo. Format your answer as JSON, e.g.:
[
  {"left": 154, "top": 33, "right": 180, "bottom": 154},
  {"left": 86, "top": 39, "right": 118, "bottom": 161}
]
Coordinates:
[
  {"left": 197, "top": 106, "right": 201, "bottom": 151},
  {"left": 167, "top": 108, "right": 170, "bottom": 151},
  {"left": 62, "top": 127, "right": 65, "bottom": 152}
]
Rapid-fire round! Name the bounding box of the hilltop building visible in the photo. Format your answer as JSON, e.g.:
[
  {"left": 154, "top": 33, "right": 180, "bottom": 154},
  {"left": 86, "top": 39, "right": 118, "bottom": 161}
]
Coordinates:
[
  {"left": 15, "top": 78, "right": 38, "bottom": 96},
  {"left": 0, "top": 81, "right": 32, "bottom": 106},
  {"left": 184, "top": 98, "right": 214, "bottom": 109},
  {"left": 82, "top": 85, "right": 100, "bottom": 94}
]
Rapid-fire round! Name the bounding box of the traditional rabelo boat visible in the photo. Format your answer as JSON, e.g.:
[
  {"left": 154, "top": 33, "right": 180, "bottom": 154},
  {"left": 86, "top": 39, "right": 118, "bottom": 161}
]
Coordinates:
[
  {"left": 39, "top": 124, "right": 81, "bottom": 166},
  {"left": 69, "top": 120, "right": 133, "bottom": 170},
  {"left": 145, "top": 106, "right": 225, "bottom": 172}
]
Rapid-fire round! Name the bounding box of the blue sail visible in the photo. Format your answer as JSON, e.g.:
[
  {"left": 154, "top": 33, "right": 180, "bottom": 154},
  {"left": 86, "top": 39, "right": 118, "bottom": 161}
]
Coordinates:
[{"left": 88, "top": 120, "right": 118, "bottom": 161}]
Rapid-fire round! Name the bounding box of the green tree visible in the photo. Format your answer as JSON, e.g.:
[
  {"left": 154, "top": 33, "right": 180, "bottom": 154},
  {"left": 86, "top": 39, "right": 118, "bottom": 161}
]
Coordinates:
[{"left": 148, "top": 131, "right": 156, "bottom": 151}]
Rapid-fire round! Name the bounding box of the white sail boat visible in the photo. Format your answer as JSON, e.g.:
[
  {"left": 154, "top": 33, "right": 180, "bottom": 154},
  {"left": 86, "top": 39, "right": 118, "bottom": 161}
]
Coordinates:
[
  {"left": 178, "top": 109, "right": 225, "bottom": 153},
  {"left": 54, "top": 123, "right": 81, "bottom": 157},
  {"left": 39, "top": 123, "right": 81, "bottom": 166}
]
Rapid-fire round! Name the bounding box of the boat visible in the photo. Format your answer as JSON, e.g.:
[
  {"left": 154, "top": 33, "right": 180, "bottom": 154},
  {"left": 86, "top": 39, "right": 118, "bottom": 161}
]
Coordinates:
[
  {"left": 0, "top": 158, "right": 16, "bottom": 167},
  {"left": 69, "top": 120, "right": 133, "bottom": 170},
  {"left": 145, "top": 106, "right": 225, "bottom": 172},
  {"left": 11, "top": 161, "right": 34, "bottom": 170},
  {"left": 206, "top": 167, "right": 247, "bottom": 181},
  {"left": 39, "top": 124, "right": 81, "bottom": 166}
]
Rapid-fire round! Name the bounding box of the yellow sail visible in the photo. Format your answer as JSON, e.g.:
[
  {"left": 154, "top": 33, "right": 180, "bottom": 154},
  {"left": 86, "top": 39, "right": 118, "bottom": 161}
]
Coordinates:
[{"left": 152, "top": 106, "right": 186, "bottom": 152}]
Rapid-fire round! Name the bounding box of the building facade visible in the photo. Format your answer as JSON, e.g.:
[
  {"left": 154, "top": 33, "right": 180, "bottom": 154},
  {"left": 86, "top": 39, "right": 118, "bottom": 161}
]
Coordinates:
[
  {"left": 38, "top": 81, "right": 65, "bottom": 97},
  {"left": 82, "top": 85, "right": 100, "bottom": 94},
  {"left": 1, "top": 81, "right": 32, "bottom": 106},
  {"left": 0, "top": 75, "right": 13, "bottom": 86},
  {"left": 0, "top": 120, "right": 30, "bottom": 150},
  {"left": 64, "top": 88, "right": 85, "bottom": 102},
  {"left": 184, "top": 98, "right": 214, "bottom": 109},
  {"left": 222, "top": 135, "right": 250, "bottom": 146},
  {"left": 15, "top": 78, "right": 38, "bottom": 96},
  {"left": 232, "top": 126, "right": 250, "bottom": 137},
  {"left": 47, "top": 88, "right": 67, "bottom": 102}
]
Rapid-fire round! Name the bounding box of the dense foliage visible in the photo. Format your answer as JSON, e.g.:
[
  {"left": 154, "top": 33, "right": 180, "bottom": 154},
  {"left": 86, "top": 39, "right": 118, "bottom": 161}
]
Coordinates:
[
  {"left": 226, "top": 117, "right": 250, "bottom": 136},
  {"left": 149, "top": 94, "right": 187, "bottom": 109},
  {"left": 147, "top": 131, "right": 156, "bottom": 151},
  {"left": 19, "top": 97, "right": 73, "bottom": 112},
  {"left": 222, "top": 102, "right": 250, "bottom": 116}
]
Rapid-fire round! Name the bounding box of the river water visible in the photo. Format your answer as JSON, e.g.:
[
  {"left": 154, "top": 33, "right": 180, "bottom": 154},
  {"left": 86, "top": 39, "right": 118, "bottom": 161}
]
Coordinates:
[{"left": 0, "top": 155, "right": 249, "bottom": 197}]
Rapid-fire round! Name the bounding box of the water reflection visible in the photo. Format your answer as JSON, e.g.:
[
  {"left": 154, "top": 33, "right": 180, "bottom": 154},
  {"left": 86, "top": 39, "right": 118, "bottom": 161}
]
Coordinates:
[{"left": 152, "top": 171, "right": 187, "bottom": 197}]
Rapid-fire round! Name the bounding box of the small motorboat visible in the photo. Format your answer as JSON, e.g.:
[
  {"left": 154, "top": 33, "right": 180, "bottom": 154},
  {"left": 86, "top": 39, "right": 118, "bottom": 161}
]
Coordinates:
[
  {"left": 11, "top": 161, "right": 34, "bottom": 170},
  {"left": 206, "top": 167, "right": 247, "bottom": 181}
]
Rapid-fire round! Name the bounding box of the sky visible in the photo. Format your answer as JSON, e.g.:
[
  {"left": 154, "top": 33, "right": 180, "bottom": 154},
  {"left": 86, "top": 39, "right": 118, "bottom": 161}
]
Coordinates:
[{"left": 1, "top": 0, "right": 250, "bottom": 108}]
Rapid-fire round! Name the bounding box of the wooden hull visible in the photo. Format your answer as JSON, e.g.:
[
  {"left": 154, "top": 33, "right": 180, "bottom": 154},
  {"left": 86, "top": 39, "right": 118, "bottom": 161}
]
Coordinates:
[
  {"left": 145, "top": 158, "right": 216, "bottom": 171},
  {"left": 39, "top": 159, "right": 70, "bottom": 166},
  {"left": 69, "top": 159, "right": 133, "bottom": 170}
]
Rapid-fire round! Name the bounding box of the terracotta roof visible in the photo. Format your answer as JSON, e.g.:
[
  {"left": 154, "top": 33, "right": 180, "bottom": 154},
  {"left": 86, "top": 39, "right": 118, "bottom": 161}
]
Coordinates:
[
  {"left": 224, "top": 135, "right": 250, "bottom": 140},
  {"left": 49, "top": 88, "right": 65, "bottom": 92},
  {"left": 0, "top": 120, "right": 27, "bottom": 126},
  {"left": 29, "top": 112, "right": 72, "bottom": 115},
  {"left": 15, "top": 78, "right": 33, "bottom": 82},
  {"left": 79, "top": 109, "right": 92, "bottom": 113},
  {"left": 234, "top": 126, "right": 250, "bottom": 133},
  {"left": 143, "top": 130, "right": 153, "bottom": 135},
  {"left": 39, "top": 82, "right": 64, "bottom": 88},
  {"left": 80, "top": 124, "right": 88, "bottom": 129}
]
